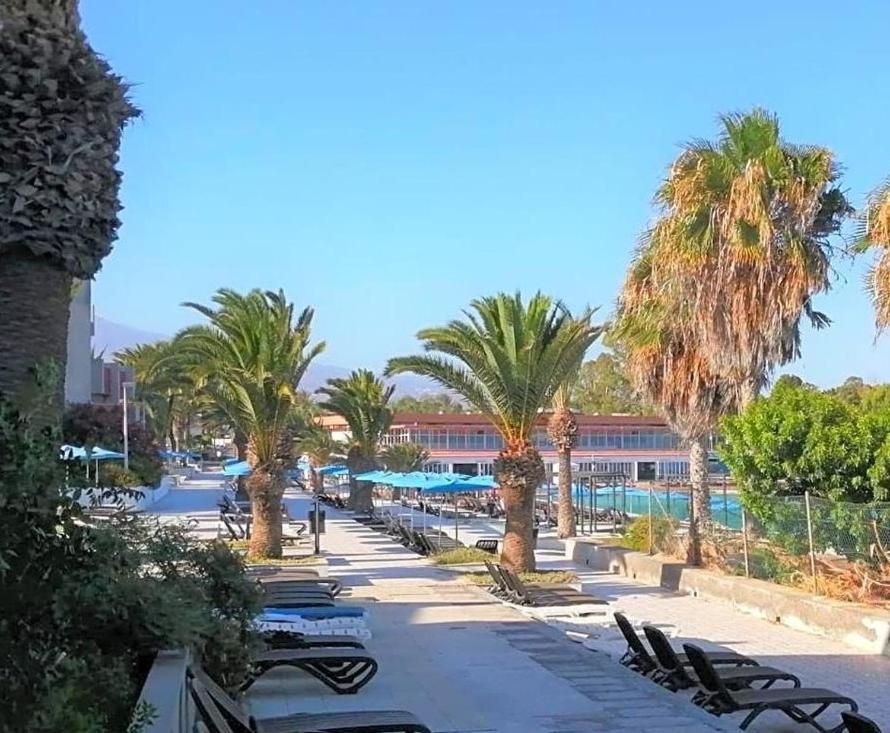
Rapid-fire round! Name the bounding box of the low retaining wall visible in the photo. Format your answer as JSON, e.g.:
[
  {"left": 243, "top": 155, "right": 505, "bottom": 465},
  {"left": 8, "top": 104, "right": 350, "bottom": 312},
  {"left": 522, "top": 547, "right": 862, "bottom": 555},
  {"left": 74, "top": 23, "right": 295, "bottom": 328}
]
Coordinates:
[
  {"left": 135, "top": 650, "right": 192, "bottom": 733},
  {"left": 566, "top": 538, "right": 890, "bottom": 656}
]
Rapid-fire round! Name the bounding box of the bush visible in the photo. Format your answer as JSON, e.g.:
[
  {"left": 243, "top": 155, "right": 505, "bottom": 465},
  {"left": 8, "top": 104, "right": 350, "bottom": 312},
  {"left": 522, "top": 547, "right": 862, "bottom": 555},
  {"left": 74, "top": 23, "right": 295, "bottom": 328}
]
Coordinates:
[
  {"left": 619, "top": 515, "right": 677, "bottom": 553},
  {"left": 430, "top": 547, "right": 495, "bottom": 565},
  {"left": 0, "top": 396, "right": 262, "bottom": 732},
  {"left": 63, "top": 403, "right": 164, "bottom": 488}
]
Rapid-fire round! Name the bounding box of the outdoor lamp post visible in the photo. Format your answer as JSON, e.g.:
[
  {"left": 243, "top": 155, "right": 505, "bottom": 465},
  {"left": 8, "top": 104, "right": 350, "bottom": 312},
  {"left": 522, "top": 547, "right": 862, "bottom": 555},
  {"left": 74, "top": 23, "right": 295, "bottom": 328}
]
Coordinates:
[{"left": 122, "top": 381, "right": 135, "bottom": 472}]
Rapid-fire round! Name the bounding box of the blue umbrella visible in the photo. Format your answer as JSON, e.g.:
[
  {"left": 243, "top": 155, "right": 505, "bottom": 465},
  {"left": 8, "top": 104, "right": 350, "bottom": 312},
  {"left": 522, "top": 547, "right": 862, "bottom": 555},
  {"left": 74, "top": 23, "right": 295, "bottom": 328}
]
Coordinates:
[
  {"left": 318, "top": 464, "right": 349, "bottom": 476},
  {"left": 60, "top": 444, "right": 87, "bottom": 461},
  {"left": 223, "top": 460, "right": 251, "bottom": 476},
  {"left": 420, "top": 474, "right": 496, "bottom": 493},
  {"left": 354, "top": 470, "right": 394, "bottom": 482}
]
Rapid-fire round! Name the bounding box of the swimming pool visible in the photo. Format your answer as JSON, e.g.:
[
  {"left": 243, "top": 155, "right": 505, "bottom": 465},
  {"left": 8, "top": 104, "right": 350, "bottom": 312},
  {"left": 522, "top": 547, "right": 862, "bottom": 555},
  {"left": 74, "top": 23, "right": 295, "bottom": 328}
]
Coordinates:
[{"left": 537, "top": 484, "right": 743, "bottom": 530}]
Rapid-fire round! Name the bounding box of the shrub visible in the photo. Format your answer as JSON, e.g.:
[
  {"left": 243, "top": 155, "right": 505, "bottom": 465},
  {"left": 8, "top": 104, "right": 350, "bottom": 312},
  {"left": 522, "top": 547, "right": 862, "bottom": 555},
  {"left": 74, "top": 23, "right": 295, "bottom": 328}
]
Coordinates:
[
  {"left": 0, "top": 396, "right": 261, "bottom": 732},
  {"left": 619, "top": 515, "right": 677, "bottom": 553},
  {"left": 430, "top": 547, "right": 495, "bottom": 565}
]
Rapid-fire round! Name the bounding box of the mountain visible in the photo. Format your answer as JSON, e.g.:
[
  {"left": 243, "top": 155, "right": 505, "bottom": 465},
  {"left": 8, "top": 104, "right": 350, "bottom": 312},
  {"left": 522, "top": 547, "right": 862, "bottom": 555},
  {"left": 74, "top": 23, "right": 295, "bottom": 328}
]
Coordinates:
[
  {"left": 93, "top": 317, "right": 167, "bottom": 357},
  {"left": 91, "top": 318, "right": 437, "bottom": 396}
]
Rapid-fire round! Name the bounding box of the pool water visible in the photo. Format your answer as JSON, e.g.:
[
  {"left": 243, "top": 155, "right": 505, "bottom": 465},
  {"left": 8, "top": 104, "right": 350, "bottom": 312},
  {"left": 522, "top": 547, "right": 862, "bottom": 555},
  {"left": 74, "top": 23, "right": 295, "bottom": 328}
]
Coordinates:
[{"left": 537, "top": 485, "right": 743, "bottom": 530}]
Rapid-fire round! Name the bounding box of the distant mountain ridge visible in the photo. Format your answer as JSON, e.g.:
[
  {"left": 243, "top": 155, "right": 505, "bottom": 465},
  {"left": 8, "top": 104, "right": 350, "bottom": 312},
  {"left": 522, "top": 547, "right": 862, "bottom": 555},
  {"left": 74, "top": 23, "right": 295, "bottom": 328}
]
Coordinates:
[{"left": 92, "top": 316, "right": 436, "bottom": 396}]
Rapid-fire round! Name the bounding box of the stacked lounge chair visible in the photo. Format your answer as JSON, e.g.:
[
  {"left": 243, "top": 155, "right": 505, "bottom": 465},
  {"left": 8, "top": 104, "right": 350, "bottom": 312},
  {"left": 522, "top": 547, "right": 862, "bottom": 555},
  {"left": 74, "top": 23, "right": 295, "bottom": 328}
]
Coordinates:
[
  {"left": 482, "top": 560, "right": 608, "bottom": 612},
  {"left": 614, "top": 612, "right": 867, "bottom": 733},
  {"left": 190, "top": 666, "right": 432, "bottom": 733}
]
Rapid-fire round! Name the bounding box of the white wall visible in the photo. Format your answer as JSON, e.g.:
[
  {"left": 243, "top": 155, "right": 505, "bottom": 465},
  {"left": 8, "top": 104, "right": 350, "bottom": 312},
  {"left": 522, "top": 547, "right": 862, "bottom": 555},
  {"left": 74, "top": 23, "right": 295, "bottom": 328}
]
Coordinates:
[{"left": 65, "top": 280, "right": 93, "bottom": 404}]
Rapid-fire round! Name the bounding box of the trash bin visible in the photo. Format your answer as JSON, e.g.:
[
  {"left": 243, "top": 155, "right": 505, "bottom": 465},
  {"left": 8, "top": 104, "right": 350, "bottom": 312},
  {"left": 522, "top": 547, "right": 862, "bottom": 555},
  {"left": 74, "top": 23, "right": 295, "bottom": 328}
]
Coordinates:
[
  {"left": 308, "top": 509, "right": 326, "bottom": 534},
  {"left": 532, "top": 526, "right": 539, "bottom": 548}
]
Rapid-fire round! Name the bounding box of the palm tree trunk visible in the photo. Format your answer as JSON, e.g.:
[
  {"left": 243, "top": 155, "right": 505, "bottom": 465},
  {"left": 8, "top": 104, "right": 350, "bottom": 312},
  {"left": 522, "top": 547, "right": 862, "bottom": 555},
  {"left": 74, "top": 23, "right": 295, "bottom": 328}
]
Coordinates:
[
  {"left": 495, "top": 445, "right": 545, "bottom": 572},
  {"left": 347, "top": 452, "right": 376, "bottom": 512},
  {"left": 0, "top": 251, "right": 72, "bottom": 425},
  {"left": 557, "top": 447, "right": 576, "bottom": 539},
  {"left": 246, "top": 467, "right": 284, "bottom": 558},
  {"left": 688, "top": 435, "right": 711, "bottom": 565}
]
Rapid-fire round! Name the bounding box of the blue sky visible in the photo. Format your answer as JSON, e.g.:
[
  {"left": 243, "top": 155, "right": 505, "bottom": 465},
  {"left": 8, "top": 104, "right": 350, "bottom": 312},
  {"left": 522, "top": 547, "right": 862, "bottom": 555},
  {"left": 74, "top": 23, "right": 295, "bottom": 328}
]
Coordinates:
[{"left": 81, "top": 1, "right": 890, "bottom": 386}]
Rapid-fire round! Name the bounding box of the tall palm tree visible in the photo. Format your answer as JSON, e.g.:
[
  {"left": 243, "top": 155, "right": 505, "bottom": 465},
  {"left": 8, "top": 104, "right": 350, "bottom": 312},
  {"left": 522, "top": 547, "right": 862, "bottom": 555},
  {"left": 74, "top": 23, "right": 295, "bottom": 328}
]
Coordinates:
[
  {"left": 179, "top": 289, "right": 324, "bottom": 559},
  {"left": 297, "top": 426, "right": 345, "bottom": 492},
  {"left": 317, "top": 370, "right": 393, "bottom": 512},
  {"left": 386, "top": 293, "right": 599, "bottom": 571},
  {"left": 380, "top": 442, "right": 430, "bottom": 472},
  {"left": 548, "top": 382, "right": 579, "bottom": 539},
  {"left": 612, "top": 247, "right": 738, "bottom": 563},
  {"left": 855, "top": 178, "right": 890, "bottom": 329},
  {"left": 646, "top": 109, "right": 849, "bottom": 406},
  {"left": 0, "top": 2, "right": 137, "bottom": 420}
]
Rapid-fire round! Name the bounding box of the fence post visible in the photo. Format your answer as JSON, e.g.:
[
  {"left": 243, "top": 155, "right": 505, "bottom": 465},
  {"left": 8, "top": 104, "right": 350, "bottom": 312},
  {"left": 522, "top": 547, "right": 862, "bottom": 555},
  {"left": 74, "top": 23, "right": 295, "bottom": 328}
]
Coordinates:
[
  {"left": 648, "top": 486, "right": 653, "bottom": 555},
  {"left": 741, "top": 508, "right": 750, "bottom": 578},
  {"left": 722, "top": 480, "right": 729, "bottom": 528},
  {"left": 804, "top": 491, "right": 818, "bottom": 594}
]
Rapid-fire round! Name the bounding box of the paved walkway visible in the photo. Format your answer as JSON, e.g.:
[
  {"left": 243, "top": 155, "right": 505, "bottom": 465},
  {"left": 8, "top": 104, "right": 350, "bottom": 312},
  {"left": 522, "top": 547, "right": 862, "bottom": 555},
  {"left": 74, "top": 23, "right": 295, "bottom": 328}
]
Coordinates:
[{"left": 146, "top": 477, "right": 888, "bottom": 732}]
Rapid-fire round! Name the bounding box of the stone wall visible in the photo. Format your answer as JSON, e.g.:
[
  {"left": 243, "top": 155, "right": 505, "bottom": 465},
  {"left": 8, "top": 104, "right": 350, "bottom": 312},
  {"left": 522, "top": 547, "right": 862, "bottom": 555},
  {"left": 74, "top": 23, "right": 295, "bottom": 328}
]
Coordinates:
[{"left": 566, "top": 538, "right": 890, "bottom": 656}]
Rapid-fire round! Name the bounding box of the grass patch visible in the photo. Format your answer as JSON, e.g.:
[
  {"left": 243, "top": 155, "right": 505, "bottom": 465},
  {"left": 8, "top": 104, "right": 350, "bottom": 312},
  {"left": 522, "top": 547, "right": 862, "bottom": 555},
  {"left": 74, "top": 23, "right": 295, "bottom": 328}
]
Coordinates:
[
  {"left": 464, "top": 569, "right": 579, "bottom": 586},
  {"left": 245, "top": 555, "right": 322, "bottom": 566},
  {"left": 430, "top": 547, "right": 495, "bottom": 565}
]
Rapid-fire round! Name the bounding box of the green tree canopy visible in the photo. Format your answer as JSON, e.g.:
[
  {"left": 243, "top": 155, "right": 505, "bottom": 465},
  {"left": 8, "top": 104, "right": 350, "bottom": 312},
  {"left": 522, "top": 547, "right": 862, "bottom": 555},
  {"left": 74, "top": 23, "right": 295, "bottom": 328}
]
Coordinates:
[
  {"left": 719, "top": 381, "right": 890, "bottom": 520},
  {"left": 570, "top": 351, "right": 647, "bottom": 415},
  {"left": 391, "top": 392, "right": 465, "bottom": 413},
  {"left": 380, "top": 442, "right": 430, "bottom": 472}
]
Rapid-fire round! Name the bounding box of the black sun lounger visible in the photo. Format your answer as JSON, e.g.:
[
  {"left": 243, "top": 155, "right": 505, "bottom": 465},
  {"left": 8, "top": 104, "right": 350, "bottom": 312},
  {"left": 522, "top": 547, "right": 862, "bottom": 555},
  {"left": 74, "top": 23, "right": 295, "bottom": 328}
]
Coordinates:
[
  {"left": 499, "top": 566, "right": 606, "bottom": 607},
  {"left": 613, "top": 612, "right": 754, "bottom": 675},
  {"left": 190, "top": 667, "right": 431, "bottom": 733},
  {"left": 241, "top": 647, "right": 379, "bottom": 694},
  {"left": 841, "top": 712, "right": 883, "bottom": 733},
  {"left": 683, "top": 643, "right": 857, "bottom": 733},
  {"left": 642, "top": 625, "right": 799, "bottom": 697}
]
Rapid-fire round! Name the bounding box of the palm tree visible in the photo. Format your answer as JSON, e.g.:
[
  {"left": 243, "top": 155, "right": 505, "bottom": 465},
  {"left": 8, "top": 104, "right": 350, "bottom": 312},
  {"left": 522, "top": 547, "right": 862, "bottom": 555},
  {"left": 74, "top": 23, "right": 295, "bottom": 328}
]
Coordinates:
[
  {"left": 385, "top": 293, "right": 599, "bottom": 571},
  {"left": 380, "top": 442, "right": 430, "bottom": 472},
  {"left": 645, "top": 109, "right": 849, "bottom": 406},
  {"left": 297, "top": 426, "right": 345, "bottom": 491},
  {"left": 612, "top": 248, "right": 738, "bottom": 563},
  {"left": 0, "top": 2, "right": 137, "bottom": 420},
  {"left": 116, "top": 337, "right": 197, "bottom": 450},
  {"left": 855, "top": 178, "right": 890, "bottom": 329},
  {"left": 548, "top": 382, "right": 579, "bottom": 539},
  {"left": 179, "top": 289, "right": 324, "bottom": 559},
  {"left": 317, "top": 370, "right": 394, "bottom": 512}
]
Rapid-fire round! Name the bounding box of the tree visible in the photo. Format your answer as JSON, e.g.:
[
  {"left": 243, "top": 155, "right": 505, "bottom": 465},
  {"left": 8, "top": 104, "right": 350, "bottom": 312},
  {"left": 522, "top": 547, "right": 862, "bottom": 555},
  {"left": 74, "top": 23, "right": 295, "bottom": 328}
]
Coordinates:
[
  {"left": 386, "top": 292, "right": 599, "bottom": 571},
  {"left": 855, "top": 177, "right": 890, "bottom": 329},
  {"left": 391, "top": 393, "right": 465, "bottom": 413},
  {"left": 548, "top": 383, "right": 579, "bottom": 539},
  {"left": 570, "top": 351, "right": 645, "bottom": 414},
  {"left": 719, "top": 380, "right": 890, "bottom": 517},
  {"left": 612, "top": 248, "right": 738, "bottom": 564},
  {"left": 317, "top": 370, "right": 393, "bottom": 512},
  {"left": 117, "top": 337, "right": 199, "bottom": 450},
  {"left": 179, "top": 289, "right": 324, "bottom": 558},
  {"left": 644, "top": 109, "right": 849, "bottom": 407},
  {"left": 0, "top": 2, "right": 138, "bottom": 421},
  {"left": 297, "top": 426, "right": 345, "bottom": 491},
  {"left": 381, "top": 442, "right": 430, "bottom": 472}
]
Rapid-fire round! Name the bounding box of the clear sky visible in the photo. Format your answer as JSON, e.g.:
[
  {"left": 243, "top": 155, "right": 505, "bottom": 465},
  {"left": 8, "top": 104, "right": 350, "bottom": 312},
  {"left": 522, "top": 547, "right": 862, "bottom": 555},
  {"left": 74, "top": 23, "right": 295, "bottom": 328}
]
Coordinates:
[{"left": 81, "top": 1, "right": 890, "bottom": 387}]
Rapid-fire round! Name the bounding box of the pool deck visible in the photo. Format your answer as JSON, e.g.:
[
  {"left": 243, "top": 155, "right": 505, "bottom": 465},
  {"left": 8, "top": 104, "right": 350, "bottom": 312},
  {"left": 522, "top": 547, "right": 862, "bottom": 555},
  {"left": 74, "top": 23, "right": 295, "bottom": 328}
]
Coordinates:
[{"left": 147, "top": 474, "right": 889, "bottom": 732}]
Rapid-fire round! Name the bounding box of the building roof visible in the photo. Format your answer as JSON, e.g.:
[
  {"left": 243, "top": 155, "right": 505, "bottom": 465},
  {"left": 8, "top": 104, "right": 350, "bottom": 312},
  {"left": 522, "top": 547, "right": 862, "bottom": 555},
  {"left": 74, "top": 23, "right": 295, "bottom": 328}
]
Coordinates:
[{"left": 317, "top": 411, "right": 668, "bottom": 430}]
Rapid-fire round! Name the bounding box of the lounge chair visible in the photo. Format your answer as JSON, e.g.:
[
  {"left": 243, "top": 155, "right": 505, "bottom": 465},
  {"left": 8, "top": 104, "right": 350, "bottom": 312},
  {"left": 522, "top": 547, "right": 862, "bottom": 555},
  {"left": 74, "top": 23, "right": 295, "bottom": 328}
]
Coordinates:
[
  {"left": 261, "top": 576, "right": 344, "bottom": 597},
  {"left": 190, "top": 667, "right": 431, "bottom": 733},
  {"left": 483, "top": 560, "right": 511, "bottom": 598},
  {"left": 842, "top": 712, "right": 882, "bottom": 733},
  {"left": 498, "top": 566, "right": 607, "bottom": 608},
  {"left": 642, "top": 625, "right": 799, "bottom": 697},
  {"left": 683, "top": 643, "right": 857, "bottom": 733},
  {"left": 242, "top": 647, "right": 379, "bottom": 693},
  {"left": 261, "top": 630, "right": 365, "bottom": 650},
  {"left": 475, "top": 539, "right": 499, "bottom": 554},
  {"left": 613, "top": 612, "right": 753, "bottom": 675}
]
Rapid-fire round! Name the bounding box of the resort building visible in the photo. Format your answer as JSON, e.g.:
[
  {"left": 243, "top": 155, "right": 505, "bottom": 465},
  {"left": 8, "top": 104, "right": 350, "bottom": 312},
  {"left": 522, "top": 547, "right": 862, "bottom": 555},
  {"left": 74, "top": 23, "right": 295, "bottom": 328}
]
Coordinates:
[{"left": 318, "top": 411, "right": 723, "bottom": 482}]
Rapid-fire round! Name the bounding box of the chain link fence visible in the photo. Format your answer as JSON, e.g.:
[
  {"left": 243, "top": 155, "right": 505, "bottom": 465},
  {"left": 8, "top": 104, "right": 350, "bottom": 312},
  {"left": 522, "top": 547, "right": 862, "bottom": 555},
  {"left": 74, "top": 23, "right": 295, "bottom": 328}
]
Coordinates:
[{"left": 614, "top": 482, "right": 890, "bottom": 606}]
